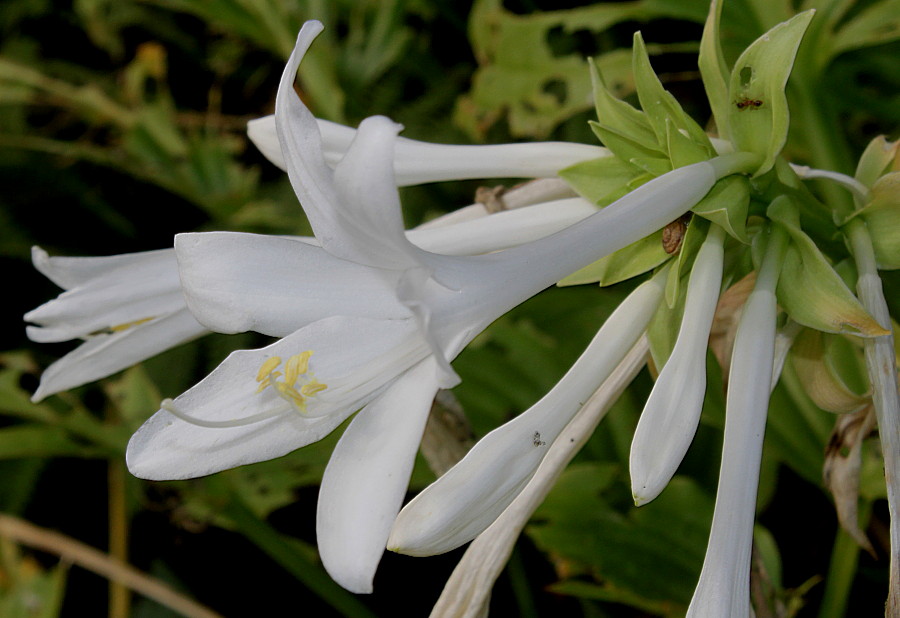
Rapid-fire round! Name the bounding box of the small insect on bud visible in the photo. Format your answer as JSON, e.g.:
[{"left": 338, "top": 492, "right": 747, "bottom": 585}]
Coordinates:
[
  {"left": 735, "top": 97, "right": 763, "bottom": 111},
  {"left": 662, "top": 214, "right": 691, "bottom": 254}
]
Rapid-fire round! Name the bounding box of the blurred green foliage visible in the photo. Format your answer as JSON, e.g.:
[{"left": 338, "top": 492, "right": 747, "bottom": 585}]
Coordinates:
[{"left": 0, "top": 0, "right": 898, "bottom": 616}]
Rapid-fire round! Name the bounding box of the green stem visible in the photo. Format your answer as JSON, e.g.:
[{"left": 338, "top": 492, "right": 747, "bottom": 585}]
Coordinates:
[
  {"left": 217, "top": 483, "right": 378, "bottom": 618},
  {"left": 817, "top": 501, "right": 871, "bottom": 618}
]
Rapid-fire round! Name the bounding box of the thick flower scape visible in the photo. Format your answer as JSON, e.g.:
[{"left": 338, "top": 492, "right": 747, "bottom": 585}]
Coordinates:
[{"left": 24, "top": 2, "right": 900, "bottom": 616}]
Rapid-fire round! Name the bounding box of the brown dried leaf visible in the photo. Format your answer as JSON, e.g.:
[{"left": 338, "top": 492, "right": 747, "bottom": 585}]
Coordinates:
[{"left": 823, "top": 405, "right": 877, "bottom": 555}]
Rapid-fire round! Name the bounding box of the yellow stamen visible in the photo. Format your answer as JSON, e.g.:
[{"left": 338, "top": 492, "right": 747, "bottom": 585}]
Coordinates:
[
  {"left": 301, "top": 381, "right": 328, "bottom": 396},
  {"left": 256, "top": 357, "right": 282, "bottom": 382},
  {"left": 284, "top": 351, "right": 313, "bottom": 385},
  {"left": 275, "top": 381, "right": 307, "bottom": 411}
]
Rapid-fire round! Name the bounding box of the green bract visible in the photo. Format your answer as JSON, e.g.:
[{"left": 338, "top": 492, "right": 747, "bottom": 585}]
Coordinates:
[
  {"left": 846, "top": 173, "right": 900, "bottom": 269},
  {"left": 726, "top": 10, "right": 815, "bottom": 176},
  {"left": 558, "top": 232, "right": 670, "bottom": 287},
  {"left": 558, "top": 156, "right": 646, "bottom": 207},
  {"left": 698, "top": 0, "right": 730, "bottom": 140},
  {"left": 632, "top": 32, "right": 714, "bottom": 161},
  {"left": 691, "top": 176, "right": 751, "bottom": 243},
  {"left": 768, "top": 197, "right": 888, "bottom": 336},
  {"left": 790, "top": 328, "right": 870, "bottom": 413}
]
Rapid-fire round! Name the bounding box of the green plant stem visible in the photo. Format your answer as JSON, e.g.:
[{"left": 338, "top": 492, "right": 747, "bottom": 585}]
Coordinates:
[
  {"left": 818, "top": 501, "right": 871, "bottom": 618},
  {"left": 218, "top": 485, "right": 378, "bottom": 618}
]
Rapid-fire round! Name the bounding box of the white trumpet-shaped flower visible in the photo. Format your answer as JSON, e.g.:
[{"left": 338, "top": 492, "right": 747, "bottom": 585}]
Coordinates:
[
  {"left": 686, "top": 224, "right": 787, "bottom": 617},
  {"left": 387, "top": 268, "right": 667, "bottom": 557},
  {"left": 125, "top": 21, "right": 744, "bottom": 594},
  {"left": 630, "top": 223, "right": 727, "bottom": 505},
  {"left": 25, "top": 198, "right": 594, "bottom": 403},
  {"left": 24, "top": 247, "right": 207, "bottom": 402}
]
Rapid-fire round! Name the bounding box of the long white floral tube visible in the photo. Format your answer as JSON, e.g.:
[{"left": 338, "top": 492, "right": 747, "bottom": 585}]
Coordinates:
[
  {"left": 686, "top": 223, "right": 787, "bottom": 617},
  {"left": 248, "top": 115, "right": 607, "bottom": 185},
  {"left": 388, "top": 269, "right": 667, "bottom": 556},
  {"left": 630, "top": 224, "right": 726, "bottom": 505}
]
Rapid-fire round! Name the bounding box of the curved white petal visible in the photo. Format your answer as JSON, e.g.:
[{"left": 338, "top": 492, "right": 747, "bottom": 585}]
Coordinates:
[
  {"left": 126, "top": 315, "right": 428, "bottom": 481},
  {"left": 630, "top": 224, "right": 726, "bottom": 505},
  {"left": 248, "top": 114, "right": 607, "bottom": 185},
  {"left": 275, "top": 23, "right": 422, "bottom": 270},
  {"left": 26, "top": 249, "right": 182, "bottom": 342},
  {"left": 331, "top": 115, "right": 423, "bottom": 269},
  {"left": 30, "top": 246, "right": 173, "bottom": 290},
  {"left": 388, "top": 271, "right": 667, "bottom": 556},
  {"left": 31, "top": 308, "right": 207, "bottom": 402},
  {"left": 317, "top": 356, "right": 443, "bottom": 594},
  {"left": 174, "top": 232, "right": 411, "bottom": 338}
]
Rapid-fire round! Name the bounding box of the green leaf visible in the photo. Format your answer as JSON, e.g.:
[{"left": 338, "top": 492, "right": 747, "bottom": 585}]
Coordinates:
[
  {"left": 830, "top": 0, "right": 900, "bottom": 58},
  {"left": 691, "top": 176, "right": 751, "bottom": 243},
  {"left": 768, "top": 197, "right": 888, "bottom": 336},
  {"left": 528, "top": 465, "right": 714, "bottom": 608},
  {"left": 0, "top": 425, "right": 99, "bottom": 459},
  {"left": 726, "top": 11, "right": 815, "bottom": 176},
  {"left": 458, "top": 0, "right": 709, "bottom": 138},
  {"left": 558, "top": 231, "right": 671, "bottom": 287}
]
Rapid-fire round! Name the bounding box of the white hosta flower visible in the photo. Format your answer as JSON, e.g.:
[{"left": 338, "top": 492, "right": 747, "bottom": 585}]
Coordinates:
[
  {"left": 24, "top": 247, "right": 207, "bottom": 402},
  {"left": 387, "top": 269, "right": 667, "bottom": 557},
  {"left": 25, "top": 196, "right": 594, "bottom": 404},
  {"left": 630, "top": 223, "right": 727, "bottom": 505},
  {"left": 247, "top": 116, "right": 607, "bottom": 186},
  {"left": 125, "top": 21, "right": 738, "bottom": 594},
  {"left": 687, "top": 224, "right": 787, "bottom": 617}
]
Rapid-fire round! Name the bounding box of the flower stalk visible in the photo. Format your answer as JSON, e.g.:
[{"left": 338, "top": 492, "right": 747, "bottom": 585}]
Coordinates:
[{"left": 845, "top": 216, "right": 900, "bottom": 614}]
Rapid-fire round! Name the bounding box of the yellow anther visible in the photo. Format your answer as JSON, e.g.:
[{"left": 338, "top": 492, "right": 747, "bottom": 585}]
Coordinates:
[
  {"left": 275, "top": 381, "right": 306, "bottom": 411},
  {"left": 301, "top": 381, "right": 328, "bottom": 396},
  {"left": 284, "top": 351, "right": 313, "bottom": 385},
  {"left": 256, "top": 357, "right": 282, "bottom": 383}
]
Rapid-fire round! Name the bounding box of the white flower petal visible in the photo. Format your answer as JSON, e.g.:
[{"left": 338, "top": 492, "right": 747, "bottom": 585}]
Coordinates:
[
  {"left": 275, "top": 23, "right": 420, "bottom": 270},
  {"left": 407, "top": 198, "right": 596, "bottom": 256},
  {"left": 388, "top": 271, "right": 667, "bottom": 556},
  {"left": 25, "top": 249, "right": 182, "bottom": 342},
  {"left": 31, "top": 308, "right": 206, "bottom": 402},
  {"left": 126, "top": 315, "right": 428, "bottom": 481},
  {"left": 174, "top": 232, "right": 411, "bottom": 338},
  {"left": 331, "top": 115, "right": 423, "bottom": 269},
  {"left": 317, "top": 356, "right": 443, "bottom": 594},
  {"left": 30, "top": 246, "right": 173, "bottom": 290},
  {"left": 248, "top": 114, "right": 606, "bottom": 185},
  {"left": 630, "top": 224, "right": 726, "bottom": 505}
]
